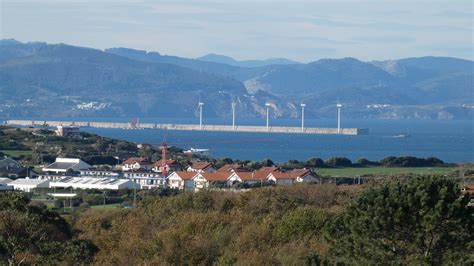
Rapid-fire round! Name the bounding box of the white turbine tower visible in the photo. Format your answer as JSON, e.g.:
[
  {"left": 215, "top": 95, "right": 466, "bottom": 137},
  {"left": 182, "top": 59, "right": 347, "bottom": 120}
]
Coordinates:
[
  {"left": 198, "top": 101, "right": 204, "bottom": 130},
  {"left": 337, "top": 102, "right": 342, "bottom": 133},
  {"left": 265, "top": 102, "right": 271, "bottom": 131},
  {"left": 232, "top": 101, "right": 237, "bottom": 130},
  {"left": 300, "top": 102, "right": 306, "bottom": 132}
]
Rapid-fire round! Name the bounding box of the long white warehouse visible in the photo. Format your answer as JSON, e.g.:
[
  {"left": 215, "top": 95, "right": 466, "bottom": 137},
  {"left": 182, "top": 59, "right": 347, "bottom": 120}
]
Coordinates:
[{"left": 50, "top": 177, "right": 139, "bottom": 190}]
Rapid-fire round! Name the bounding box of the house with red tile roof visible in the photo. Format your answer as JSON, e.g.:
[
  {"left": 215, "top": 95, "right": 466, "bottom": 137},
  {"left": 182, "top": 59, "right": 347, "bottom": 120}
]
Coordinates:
[
  {"left": 167, "top": 171, "right": 197, "bottom": 190},
  {"left": 186, "top": 161, "right": 216, "bottom": 173},
  {"left": 228, "top": 171, "right": 267, "bottom": 186},
  {"left": 461, "top": 185, "right": 474, "bottom": 195},
  {"left": 193, "top": 172, "right": 232, "bottom": 190},
  {"left": 152, "top": 159, "right": 183, "bottom": 173},
  {"left": 121, "top": 157, "right": 152, "bottom": 172},
  {"left": 267, "top": 168, "right": 316, "bottom": 185},
  {"left": 216, "top": 164, "right": 249, "bottom": 173}
]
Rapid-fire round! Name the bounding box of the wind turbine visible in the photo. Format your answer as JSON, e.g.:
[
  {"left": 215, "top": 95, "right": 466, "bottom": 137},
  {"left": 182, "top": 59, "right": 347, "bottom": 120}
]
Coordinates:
[
  {"left": 265, "top": 102, "right": 271, "bottom": 131},
  {"left": 337, "top": 101, "right": 342, "bottom": 133},
  {"left": 232, "top": 101, "right": 237, "bottom": 130},
  {"left": 198, "top": 101, "right": 204, "bottom": 130},
  {"left": 300, "top": 101, "right": 306, "bottom": 132}
]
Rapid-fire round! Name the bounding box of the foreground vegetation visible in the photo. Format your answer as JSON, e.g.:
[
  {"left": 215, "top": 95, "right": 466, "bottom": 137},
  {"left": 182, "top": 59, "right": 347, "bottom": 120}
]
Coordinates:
[{"left": 2, "top": 175, "right": 471, "bottom": 264}]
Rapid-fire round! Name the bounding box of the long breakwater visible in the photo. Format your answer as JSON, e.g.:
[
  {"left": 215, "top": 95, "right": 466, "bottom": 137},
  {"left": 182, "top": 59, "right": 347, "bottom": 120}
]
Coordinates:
[{"left": 4, "top": 120, "right": 369, "bottom": 135}]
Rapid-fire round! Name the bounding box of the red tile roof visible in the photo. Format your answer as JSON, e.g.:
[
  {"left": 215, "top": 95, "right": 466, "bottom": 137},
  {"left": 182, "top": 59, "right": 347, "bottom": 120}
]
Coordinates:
[
  {"left": 172, "top": 171, "right": 197, "bottom": 180},
  {"left": 234, "top": 172, "right": 264, "bottom": 181},
  {"left": 253, "top": 166, "right": 280, "bottom": 179},
  {"left": 270, "top": 169, "right": 311, "bottom": 180},
  {"left": 217, "top": 164, "right": 248, "bottom": 172},
  {"left": 201, "top": 172, "right": 232, "bottom": 181},
  {"left": 123, "top": 157, "right": 150, "bottom": 165},
  {"left": 153, "top": 159, "right": 178, "bottom": 167},
  {"left": 463, "top": 185, "right": 474, "bottom": 194},
  {"left": 189, "top": 161, "right": 213, "bottom": 170}
]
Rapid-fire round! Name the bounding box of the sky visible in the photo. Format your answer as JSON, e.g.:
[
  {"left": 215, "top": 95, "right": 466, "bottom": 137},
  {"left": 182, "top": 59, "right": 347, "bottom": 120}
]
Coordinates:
[{"left": 1, "top": 0, "right": 473, "bottom": 62}]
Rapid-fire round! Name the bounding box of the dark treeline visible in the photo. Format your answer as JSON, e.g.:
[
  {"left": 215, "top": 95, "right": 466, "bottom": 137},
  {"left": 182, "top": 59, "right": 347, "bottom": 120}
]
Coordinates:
[{"left": 214, "top": 156, "right": 447, "bottom": 170}]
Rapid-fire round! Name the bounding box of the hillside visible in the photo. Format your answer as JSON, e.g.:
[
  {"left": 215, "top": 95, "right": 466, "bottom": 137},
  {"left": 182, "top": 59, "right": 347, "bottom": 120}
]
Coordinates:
[
  {"left": 196, "top": 53, "right": 299, "bottom": 67},
  {"left": 0, "top": 43, "right": 252, "bottom": 118},
  {"left": 1, "top": 39, "right": 473, "bottom": 120}
]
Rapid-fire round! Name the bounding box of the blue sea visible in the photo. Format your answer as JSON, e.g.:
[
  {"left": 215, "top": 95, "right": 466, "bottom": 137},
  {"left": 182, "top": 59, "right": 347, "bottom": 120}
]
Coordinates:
[{"left": 67, "top": 117, "right": 474, "bottom": 164}]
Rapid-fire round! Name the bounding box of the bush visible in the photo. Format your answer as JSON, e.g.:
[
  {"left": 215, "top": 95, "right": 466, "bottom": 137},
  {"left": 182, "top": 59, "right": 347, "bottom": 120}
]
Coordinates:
[
  {"left": 305, "top": 157, "right": 325, "bottom": 168},
  {"left": 356, "top": 158, "right": 379, "bottom": 166},
  {"left": 379, "top": 156, "right": 444, "bottom": 167},
  {"left": 325, "top": 157, "right": 352, "bottom": 167},
  {"left": 325, "top": 176, "right": 473, "bottom": 264},
  {"left": 275, "top": 206, "right": 328, "bottom": 241},
  {"left": 83, "top": 155, "right": 118, "bottom": 166}
]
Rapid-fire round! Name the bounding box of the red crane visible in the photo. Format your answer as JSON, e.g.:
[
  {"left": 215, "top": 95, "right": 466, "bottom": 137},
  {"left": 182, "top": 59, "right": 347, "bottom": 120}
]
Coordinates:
[{"left": 161, "top": 142, "right": 168, "bottom": 177}]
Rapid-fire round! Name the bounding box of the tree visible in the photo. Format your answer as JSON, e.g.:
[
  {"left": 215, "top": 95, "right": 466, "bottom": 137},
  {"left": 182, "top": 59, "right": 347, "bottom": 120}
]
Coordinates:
[
  {"left": 305, "top": 157, "right": 325, "bottom": 168},
  {"left": 138, "top": 144, "right": 154, "bottom": 161},
  {"left": 325, "top": 157, "right": 352, "bottom": 167},
  {"left": 325, "top": 176, "right": 473, "bottom": 265},
  {"left": 0, "top": 192, "right": 98, "bottom": 264}
]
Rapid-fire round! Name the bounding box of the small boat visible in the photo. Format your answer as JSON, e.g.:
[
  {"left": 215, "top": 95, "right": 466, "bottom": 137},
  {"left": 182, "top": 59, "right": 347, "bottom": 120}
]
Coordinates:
[
  {"left": 387, "top": 134, "right": 411, "bottom": 138},
  {"left": 184, "top": 147, "right": 211, "bottom": 156}
]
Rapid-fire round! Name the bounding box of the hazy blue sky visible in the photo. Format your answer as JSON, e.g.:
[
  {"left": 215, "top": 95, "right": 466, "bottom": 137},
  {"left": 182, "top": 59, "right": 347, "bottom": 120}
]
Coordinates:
[{"left": 1, "top": 0, "right": 473, "bottom": 62}]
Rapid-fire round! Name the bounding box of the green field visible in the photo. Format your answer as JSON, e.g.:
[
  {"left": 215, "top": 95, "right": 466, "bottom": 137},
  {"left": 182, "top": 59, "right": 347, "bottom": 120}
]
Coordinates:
[
  {"left": 315, "top": 166, "right": 457, "bottom": 177},
  {"left": 1, "top": 150, "right": 32, "bottom": 157},
  {"left": 90, "top": 203, "right": 121, "bottom": 209}
]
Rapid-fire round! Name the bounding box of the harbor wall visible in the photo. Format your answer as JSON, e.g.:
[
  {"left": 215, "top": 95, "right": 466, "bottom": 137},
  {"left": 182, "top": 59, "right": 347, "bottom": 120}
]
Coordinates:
[{"left": 4, "top": 120, "right": 368, "bottom": 135}]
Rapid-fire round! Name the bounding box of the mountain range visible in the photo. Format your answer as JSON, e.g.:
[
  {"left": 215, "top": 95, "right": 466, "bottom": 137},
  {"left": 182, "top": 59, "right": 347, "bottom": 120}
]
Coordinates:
[{"left": 0, "top": 39, "right": 472, "bottom": 120}]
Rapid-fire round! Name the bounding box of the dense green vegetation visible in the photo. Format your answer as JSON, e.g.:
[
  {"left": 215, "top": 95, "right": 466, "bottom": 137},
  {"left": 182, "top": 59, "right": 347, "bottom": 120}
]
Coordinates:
[
  {"left": 72, "top": 184, "right": 359, "bottom": 264},
  {"left": 0, "top": 193, "right": 97, "bottom": 264},
  {"left": 71, "top": 176, "right": 471, "bottom": 264},
  {"left": 1, "top": 175, "right": 472, "bottom": 264},
  {"left": 326, "top": 176, "right": 473, "bottom": 265}
]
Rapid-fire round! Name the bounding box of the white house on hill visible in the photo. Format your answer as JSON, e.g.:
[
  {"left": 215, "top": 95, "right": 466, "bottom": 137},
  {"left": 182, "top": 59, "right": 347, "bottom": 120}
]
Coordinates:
[
  {"left": 186, "top": 161, "right": 216, "bottom": 173},
  {"left": 121, "top": 157, "right": 152, "bottom": 171},
  {"left": 167, "top": 171, "right": 197, "bottom": 191},
  {"left": 267, "top": 169, "right": 316, "bottom": 185}
]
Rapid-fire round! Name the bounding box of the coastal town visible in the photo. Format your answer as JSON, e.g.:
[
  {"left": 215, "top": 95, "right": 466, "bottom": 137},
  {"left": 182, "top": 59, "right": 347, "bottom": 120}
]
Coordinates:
[
  {"left": 0, "top": 125, "right": 472, "bottom": 204},
  {"left": 0, "top": 156, "right": 319, "bottom": 193},
  {"left": 0, "top": 125, "right": 324, "bottom": 199}
]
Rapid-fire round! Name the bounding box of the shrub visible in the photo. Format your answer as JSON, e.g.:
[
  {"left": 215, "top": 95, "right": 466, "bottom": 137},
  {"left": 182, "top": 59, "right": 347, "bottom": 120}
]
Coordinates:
[
  {"left": 325, "top": 176, "right": 473, "bottom": 265},
  {"left": 325, "top": 157, "right": 352, "bottom": 167}
]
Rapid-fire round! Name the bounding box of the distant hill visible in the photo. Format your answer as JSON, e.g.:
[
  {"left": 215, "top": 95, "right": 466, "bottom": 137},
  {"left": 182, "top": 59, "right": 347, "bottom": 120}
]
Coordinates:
[
  {"left": 0, "top": 42, "right": 252, "bottom": 118},
  {"left": 1, "top": 39, "right": 472, "bottom": 120},
  {"left": 197, "top": 53, "right": 299, "bottom": 67}
]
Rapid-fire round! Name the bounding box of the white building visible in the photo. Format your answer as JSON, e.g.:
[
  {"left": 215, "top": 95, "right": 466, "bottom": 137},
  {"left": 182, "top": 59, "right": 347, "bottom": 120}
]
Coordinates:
[
  {"left": 42, "top": 158, "right": 91, "bottom": 174},
  {"left": 55, "top": 126, "right": 81, "bottom": 137},
  {"left": 79, "top": 169, "right": 121, "bottom": 178},
  {"left": 122, "top": 171, "right": 166, "bottom": 189},
  {"left": 186, "top": 161, "right": 216, "bottom": 173},
  {"left": 152, "top": 159, "right": 183, "bottom": 173},
  {"left": 121, "top": 157, "right": 152, "bottom": 172},
  {"left": 50, "top": 177, "right": 139, "bottom": 190},
  {"left": 167, "top": 171, "right": 197, "bottom": 191},
  {"left": 9, "top": 178, "right": 50, "bottom": 192},
  {"left": 0, "top": 177, "right": 13, "bottom": 192},
  {"left": 267, "top": 169, "right": 316, "bottom": 185},
  {"left": 228, "top": 172, "right": 266, "bottom": 186},
  {"left": 0, "top": 177, "right": 13, "bottom": 186}
]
